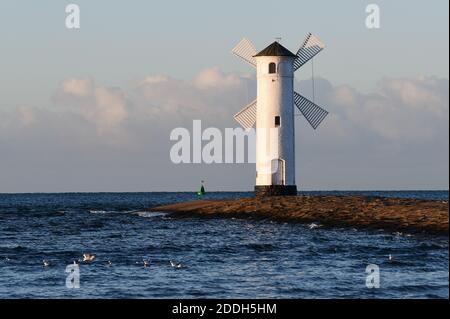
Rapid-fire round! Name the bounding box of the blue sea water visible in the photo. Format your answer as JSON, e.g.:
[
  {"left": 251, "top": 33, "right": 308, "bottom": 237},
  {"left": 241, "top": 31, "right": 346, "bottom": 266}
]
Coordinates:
[{"left": 0, "top": 191, "right": 448, "bottom": 299}]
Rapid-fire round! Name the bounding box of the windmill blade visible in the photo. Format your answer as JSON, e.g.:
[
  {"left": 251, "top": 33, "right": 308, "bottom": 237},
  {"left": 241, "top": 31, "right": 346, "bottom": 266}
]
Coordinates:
[
  {"left": 294, "top": 92, "right": 328, "bottom": 129},
  {"left": 231, "top": 38, "right": 257, "bottom": 68},
  {"left": 294, "top": 33, "right": 325, "bottom": 71},
  {"left": 234, "top": 99, "right": 257, "bottom": 130}
]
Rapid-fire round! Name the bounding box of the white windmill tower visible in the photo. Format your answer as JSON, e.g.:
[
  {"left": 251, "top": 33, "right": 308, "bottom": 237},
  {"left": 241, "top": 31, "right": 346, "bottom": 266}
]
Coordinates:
[{"left": 231, "top": 34, "right": 328, "bottom": 196}]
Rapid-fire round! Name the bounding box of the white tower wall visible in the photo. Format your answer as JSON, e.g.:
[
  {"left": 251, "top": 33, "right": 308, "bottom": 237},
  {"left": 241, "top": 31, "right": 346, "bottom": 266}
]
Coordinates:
[{"left": 255, "top": 55, "right": 296, "bottom": 186}]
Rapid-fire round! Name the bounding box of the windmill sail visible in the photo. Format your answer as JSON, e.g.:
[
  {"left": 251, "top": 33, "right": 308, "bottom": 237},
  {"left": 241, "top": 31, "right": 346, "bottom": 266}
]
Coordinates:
[
  {"left": 234, "top": 99, "right": 257, "bottom": 130},
  {"left": 294, "top": 92, "right": 328, "bottom": 129},
  {"left": 294, "top": 33, "right": 325, "bottom": 71},
  {"left": 231, "top": 38, "right": 257, "bottom": 68}
]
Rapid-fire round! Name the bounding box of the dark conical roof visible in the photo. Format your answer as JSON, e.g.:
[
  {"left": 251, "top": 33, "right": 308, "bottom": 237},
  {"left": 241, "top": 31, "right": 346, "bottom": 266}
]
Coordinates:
[{"left": 254, "top": 42, "right": 296, "bottom": 57}]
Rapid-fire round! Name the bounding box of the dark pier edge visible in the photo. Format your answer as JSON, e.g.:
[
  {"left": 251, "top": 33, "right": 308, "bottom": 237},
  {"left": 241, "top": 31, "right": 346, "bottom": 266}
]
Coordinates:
[{"left": 255, "top": 185, "right": 298, "bottom": 197}]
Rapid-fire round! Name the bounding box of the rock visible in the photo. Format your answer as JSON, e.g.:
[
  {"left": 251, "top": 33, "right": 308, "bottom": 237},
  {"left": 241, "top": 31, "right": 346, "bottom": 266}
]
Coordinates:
[{"left": 149, "top": 195, "right": 448, "bottom": 235}]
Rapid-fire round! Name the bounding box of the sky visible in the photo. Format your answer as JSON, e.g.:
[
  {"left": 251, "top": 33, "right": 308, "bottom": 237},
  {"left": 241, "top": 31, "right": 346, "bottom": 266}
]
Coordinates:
[{"left": 0, "top": 0, "right": 448, "bottom": 192}]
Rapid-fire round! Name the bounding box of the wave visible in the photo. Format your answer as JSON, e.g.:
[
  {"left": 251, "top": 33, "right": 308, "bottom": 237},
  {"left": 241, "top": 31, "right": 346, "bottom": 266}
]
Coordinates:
[
  {"left": 88, "top": 210, "right": 168, "bottom": 219},
  {"left": 134, "top": 211, "right": 168, "bottom": 218},
  {"left": 244, "top": 243, "right": 276, "bottom": 252},
  {"left": 417, "top": 242, "right": 449, "bottom": 250},
  {"left": 89, "top": 210, "right": 117, "bottom": 214},
  {"left": 0, "top": 244, "right": 30, "bottom": 252},
  {"left": 144, "top": 243, "right": 193, "bottom": 253},
  {"left": 0, "top": 244, "right": 42, "bottom": 258}
]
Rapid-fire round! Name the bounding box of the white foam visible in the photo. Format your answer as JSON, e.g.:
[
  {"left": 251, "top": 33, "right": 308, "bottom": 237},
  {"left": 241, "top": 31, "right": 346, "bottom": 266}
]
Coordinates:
[
  {"left": 89, "top": 210, "right": 110, "bottom": 214},
  {"left": 308, "top": 223, "right": 322, "bottom": 229},
  {"left": 134, "top": 211, "right": 168, "bottom": 218}
]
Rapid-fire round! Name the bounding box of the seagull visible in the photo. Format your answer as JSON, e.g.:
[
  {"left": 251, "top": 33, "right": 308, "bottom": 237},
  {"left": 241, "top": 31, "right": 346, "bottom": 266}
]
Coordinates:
[
  {"left": 388, "top": 254, "right": 393, "bottom": 261},
  {"left": 135, "top": 259, "right": 150, "bottom": 267},
  {"left": 43, "top": 260, "right": 50, "bottom": 267},
  {"left": 170, "top": 260, "right": 182, "bottom": 269},
  {"left": 308, "top": 223, "right": 321, "bottom": 229},
  {"left": 107, "top": 260, "right": 112, "bottom": 266},
  {"left": 82, "top": 253, "right": 96, "bottom": 262}
]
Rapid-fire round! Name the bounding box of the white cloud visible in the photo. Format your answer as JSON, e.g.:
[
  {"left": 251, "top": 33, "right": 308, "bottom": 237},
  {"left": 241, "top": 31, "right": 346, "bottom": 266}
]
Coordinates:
[
  {"left": 61, "top": 77, "right": 94, "bottom": 97},
  {"left": 193, "top": 67, "right": 246, "bottom": 90},
  {"left": 16, "top": 105, "right": 36, "bottom": 127},
  {"left": 90, "top": 87, "right": 128, "bottom": 130},
  {"left": 0, "top": 69, "right": 448, "bottom": 192},
  {"left": 381, "top": 76, "right": 448, "bottom": 116},
  {"left": 314, "top": 76, "right": 449, "bottom": 141},
  {"left": 133, "top": 67, "right": 251, "bottom": 125},
  {"left": 52, "top": 78, "right": 129, "bottom": 140}
]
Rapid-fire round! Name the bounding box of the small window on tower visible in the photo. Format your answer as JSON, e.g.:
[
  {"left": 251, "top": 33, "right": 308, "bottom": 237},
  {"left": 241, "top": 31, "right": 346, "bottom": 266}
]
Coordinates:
[
  {"left": 268, "top": 62, "right": 276, "bottom": 74},
  {"left": 275, "top": 116, "right": 281, "bottom": 127}
]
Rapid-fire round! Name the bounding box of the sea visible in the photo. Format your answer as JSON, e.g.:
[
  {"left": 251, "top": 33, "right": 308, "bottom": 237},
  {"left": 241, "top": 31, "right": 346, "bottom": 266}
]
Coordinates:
[{"left": 0, "top": 191, "right": 448, "bottom": 299}]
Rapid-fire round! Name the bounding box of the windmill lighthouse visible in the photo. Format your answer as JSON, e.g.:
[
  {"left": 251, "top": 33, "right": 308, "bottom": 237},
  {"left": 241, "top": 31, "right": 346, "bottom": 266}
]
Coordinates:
[{"left": 232, "top": 34, "right": 329, "bottom": 196}]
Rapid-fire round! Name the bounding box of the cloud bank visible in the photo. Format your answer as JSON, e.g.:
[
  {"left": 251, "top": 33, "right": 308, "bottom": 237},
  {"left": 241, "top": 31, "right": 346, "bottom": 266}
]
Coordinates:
[{"left": 0, "top": 68, "right": 448, "bottom": 192}]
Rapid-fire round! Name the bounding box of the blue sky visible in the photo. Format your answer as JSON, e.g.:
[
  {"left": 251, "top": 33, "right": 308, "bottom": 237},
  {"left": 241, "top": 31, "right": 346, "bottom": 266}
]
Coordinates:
[
  {"left": 0, "top": 1, "right": 448, "bottom": 192},
  {"left": 0, "top": 0, "right": 448, "bottom": 108}
]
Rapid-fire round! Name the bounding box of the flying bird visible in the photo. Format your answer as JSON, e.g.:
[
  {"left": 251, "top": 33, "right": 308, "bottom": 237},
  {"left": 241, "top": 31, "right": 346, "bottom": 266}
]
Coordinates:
[
  {"left": 82, "top": 253, "right": 96, "bottom": 262},
  {"left": 170, "top": 260, "right": 183, "bottom": 269}
]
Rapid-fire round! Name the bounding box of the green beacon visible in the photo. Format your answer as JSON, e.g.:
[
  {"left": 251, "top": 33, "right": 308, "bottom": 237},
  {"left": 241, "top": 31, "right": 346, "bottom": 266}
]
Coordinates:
[{"left": 197, "top": 181, "right": 206, "bottom": 196}]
